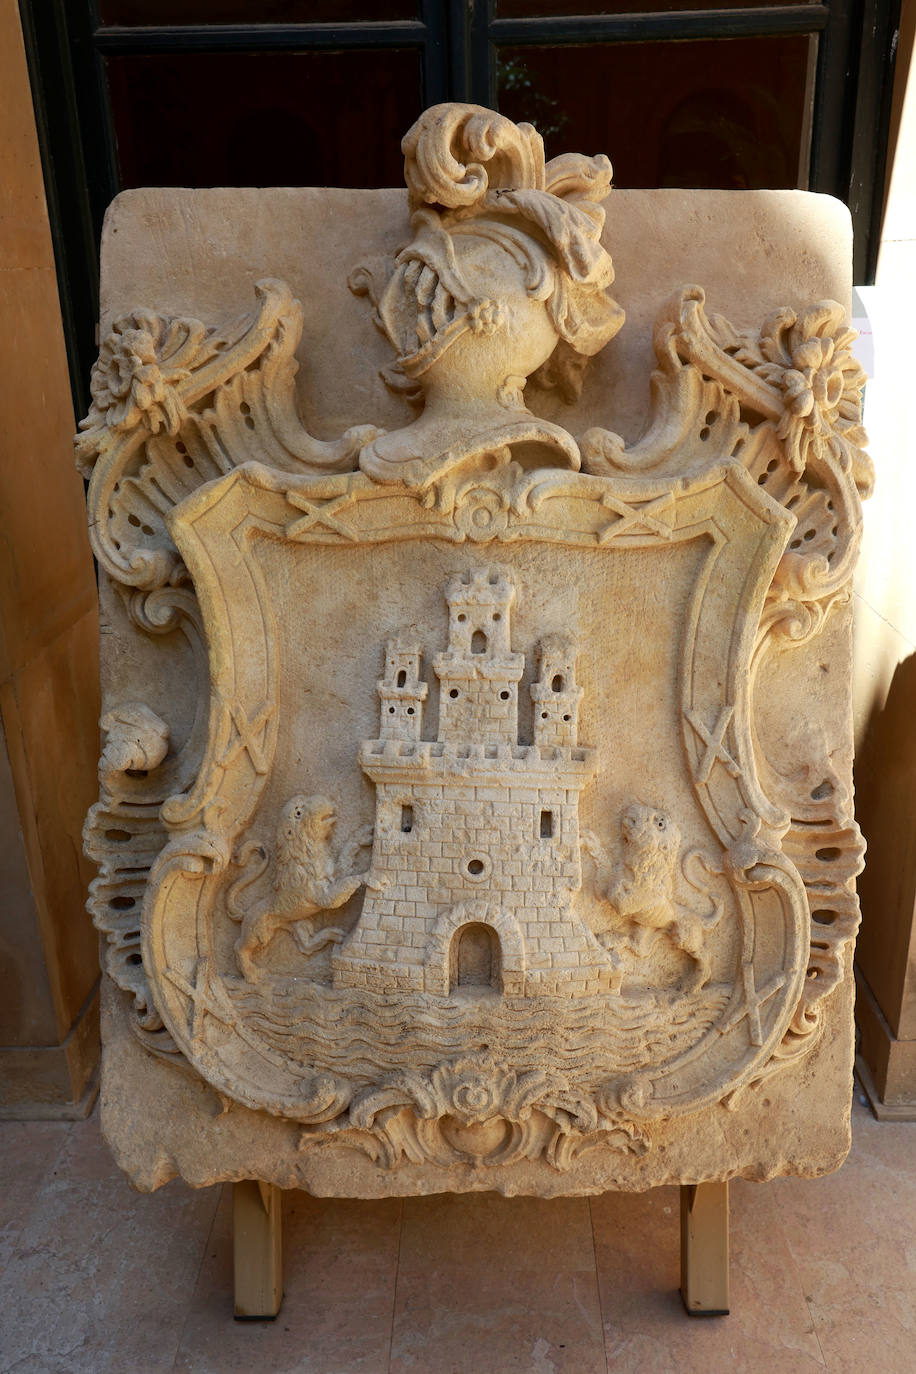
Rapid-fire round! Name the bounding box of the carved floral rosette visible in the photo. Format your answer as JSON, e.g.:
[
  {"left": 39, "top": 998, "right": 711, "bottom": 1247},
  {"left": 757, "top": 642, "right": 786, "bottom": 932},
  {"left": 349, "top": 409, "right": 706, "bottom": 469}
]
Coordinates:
[{"left": 78, "top": 104, "right": 868, "bottom": 1178}]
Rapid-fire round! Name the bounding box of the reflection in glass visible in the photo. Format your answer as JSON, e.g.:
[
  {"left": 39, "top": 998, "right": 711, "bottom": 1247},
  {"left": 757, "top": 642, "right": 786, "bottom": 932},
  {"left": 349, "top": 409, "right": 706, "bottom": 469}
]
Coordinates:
[
  {"left": 107, "top": 49, "right": 422, "bottom": 188},
  {"left": 498, "top": 38, "right": 812, "bottom": 189}
]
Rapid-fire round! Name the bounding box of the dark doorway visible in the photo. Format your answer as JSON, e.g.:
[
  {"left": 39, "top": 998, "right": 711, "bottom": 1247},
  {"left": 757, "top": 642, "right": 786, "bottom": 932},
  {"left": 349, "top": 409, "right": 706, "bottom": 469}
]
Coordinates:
[{"left": 449, "top": 921, "right": 502, "bottom": 992}]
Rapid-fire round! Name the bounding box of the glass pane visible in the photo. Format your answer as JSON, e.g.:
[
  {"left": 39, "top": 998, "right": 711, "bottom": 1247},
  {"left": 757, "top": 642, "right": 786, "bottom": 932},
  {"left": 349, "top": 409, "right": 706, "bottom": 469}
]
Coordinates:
[
  {"left": 498, "top": 37, "right": 812, "bottom": 189},
  {"left": 107, "top": 49, "right": 422, "bottom": 188},
  {"left": 498, "top": 1, "right": 812, "bottom": 12},
  {"left": 100, "top": 1, "right": 417, "bottom": 22}
]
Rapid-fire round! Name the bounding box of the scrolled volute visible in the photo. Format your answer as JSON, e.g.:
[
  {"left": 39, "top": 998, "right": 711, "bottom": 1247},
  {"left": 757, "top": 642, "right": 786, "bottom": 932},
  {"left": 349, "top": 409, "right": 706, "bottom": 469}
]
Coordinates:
[{"left": 76, "top": 279, "right": 375, "bottom": 591}]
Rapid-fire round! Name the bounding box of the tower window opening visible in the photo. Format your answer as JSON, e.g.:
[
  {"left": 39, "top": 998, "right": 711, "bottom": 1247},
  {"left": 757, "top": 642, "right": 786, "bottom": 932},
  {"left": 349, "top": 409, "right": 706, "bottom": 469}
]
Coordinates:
[
  {"left": 400, "top": 804, "right": 414, "bottom": 834},
  {"left": 499, "top": 690, "right": 510, "bottom": 701},
  {"left": 388, "top": 705, "right": 395, "bottom": 714},
  {"left": 540, "top": 809, "right": 555, "bottom": 839},
  {"left": 396, "top": 669, "right": 406, "bottom": 687},
  {"left": 471, "top": 630, "right": 487, "bottom": 654},
  {"left": 407, "top": 706, "right": 415, "bottom": 715},
  {"left": 449, "top": 687, "right": 459, "bottom": 699},
  {"left": 551, "top": 674, "right": 564, "bottom": 692}
]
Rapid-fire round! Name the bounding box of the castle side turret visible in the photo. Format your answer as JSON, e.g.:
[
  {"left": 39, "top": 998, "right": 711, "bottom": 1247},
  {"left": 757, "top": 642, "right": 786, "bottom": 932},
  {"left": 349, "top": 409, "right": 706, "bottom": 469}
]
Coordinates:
[
  {"left": 531, "top": 634, "right": 584, "bottom": 750},
  {"left": 378, "top": 639, "right": 427, "bottom": 742},
  {"left": 433, "top": 568, "right": 524, "bottom": 746}
]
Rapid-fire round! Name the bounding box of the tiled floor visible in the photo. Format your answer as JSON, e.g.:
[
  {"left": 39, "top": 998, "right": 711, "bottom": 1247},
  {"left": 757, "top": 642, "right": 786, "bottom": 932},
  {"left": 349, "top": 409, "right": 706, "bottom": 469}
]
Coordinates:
[{"left": 0, "top": 1086, "right": 913, "bottom": 1373}]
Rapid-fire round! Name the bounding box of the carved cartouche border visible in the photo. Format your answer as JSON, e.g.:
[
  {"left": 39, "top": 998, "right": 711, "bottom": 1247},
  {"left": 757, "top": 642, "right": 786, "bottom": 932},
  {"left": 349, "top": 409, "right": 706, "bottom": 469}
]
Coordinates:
[
  {"left": 77, "top": 275, "right": 869, "bottom": 1146},
  {"left": 137, "top": 460, "right": 809, "bottom": 1156}
]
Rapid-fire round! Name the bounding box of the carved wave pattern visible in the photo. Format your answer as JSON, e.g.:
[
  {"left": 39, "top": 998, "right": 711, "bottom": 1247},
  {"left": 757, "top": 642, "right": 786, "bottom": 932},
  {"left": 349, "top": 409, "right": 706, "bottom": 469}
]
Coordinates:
[{"left": 226, "top": 982, "right": 732, "bottom": 1083}]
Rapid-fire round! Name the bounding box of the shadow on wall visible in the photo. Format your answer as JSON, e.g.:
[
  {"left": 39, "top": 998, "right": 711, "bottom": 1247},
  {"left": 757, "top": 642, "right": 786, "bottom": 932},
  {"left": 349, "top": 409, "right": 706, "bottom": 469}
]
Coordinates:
[{"left": 854, "top": 649, "right": 916, "bottom": 1015}]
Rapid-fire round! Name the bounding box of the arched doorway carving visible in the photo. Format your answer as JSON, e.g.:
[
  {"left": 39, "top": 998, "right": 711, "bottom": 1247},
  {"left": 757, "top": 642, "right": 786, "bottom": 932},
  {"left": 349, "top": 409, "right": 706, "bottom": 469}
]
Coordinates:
[
  {"left": 449, "top": 921, "right": 502, "bottom": 992},
  {"left": 424, "top": 901, "right": 526, "bottom": 996}
]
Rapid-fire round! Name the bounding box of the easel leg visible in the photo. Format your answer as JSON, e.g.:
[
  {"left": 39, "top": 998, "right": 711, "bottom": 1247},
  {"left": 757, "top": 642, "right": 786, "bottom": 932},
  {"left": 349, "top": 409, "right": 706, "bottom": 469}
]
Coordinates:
[
  {"left": 680, "top": 1180, "right": 729, "bottom": 1316},
  {"left": 233, "top": 1180, "right": 283, "bottom": 1320}
]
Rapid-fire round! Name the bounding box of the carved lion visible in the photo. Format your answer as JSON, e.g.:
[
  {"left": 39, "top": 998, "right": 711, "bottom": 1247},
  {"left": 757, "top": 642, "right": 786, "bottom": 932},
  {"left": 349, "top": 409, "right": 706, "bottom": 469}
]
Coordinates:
[
  {"left": 608, "top": 804, "right": 681, "bottom": 923},
  {"left": 597, "top": 802, "right": 721, "bottom": 990},
  {"left": 231, "top": 794, "right": 366, "bottom": 981}
]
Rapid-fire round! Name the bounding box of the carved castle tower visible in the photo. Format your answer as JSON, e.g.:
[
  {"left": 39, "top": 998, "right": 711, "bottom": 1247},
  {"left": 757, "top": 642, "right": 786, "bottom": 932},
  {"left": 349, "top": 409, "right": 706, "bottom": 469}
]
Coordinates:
[
  {"left": 332, "top": 568, "right": 617, "bottom": 998},
  {"left": 531, "top": 633, "right": 583, "bottom": 750},
  {"left": 433, "top": 569, "right": 524, "bottom": 745},
  {"left": 377, "top": 639, "right": 427, "bottom": 743}
]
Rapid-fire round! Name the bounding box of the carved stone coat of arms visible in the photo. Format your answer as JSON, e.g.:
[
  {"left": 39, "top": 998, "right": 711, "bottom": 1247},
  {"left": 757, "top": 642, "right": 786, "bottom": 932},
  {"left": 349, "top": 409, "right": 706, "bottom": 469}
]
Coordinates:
[{"left": 79, "top": 105, "right": 869, "bottom": 1196}]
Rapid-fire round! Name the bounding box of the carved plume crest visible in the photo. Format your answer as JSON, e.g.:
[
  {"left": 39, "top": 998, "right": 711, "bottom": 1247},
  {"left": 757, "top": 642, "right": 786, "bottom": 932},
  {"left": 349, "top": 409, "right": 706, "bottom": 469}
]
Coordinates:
[{"left": 353, "top": 103, "right": 624, "bottom": 402}]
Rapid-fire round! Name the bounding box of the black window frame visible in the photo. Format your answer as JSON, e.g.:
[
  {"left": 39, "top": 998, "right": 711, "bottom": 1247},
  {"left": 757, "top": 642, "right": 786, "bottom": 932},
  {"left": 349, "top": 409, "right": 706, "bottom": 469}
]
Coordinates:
[{"left": 19, "top": 0, "right": 901, "bottom": 418}]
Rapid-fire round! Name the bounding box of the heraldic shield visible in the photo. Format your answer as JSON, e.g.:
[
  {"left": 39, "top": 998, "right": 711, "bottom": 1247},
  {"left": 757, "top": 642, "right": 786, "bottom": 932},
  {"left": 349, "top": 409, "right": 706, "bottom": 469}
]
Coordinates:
[{"left": 79, "top": 104, "right": 869, "bottom": 1197}]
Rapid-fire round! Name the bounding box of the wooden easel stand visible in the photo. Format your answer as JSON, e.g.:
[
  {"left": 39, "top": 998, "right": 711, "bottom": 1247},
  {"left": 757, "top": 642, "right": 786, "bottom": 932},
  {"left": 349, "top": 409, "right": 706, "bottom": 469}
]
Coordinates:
[{"left": 231, "top": 1178, "right": 731, "bottom": 1320}]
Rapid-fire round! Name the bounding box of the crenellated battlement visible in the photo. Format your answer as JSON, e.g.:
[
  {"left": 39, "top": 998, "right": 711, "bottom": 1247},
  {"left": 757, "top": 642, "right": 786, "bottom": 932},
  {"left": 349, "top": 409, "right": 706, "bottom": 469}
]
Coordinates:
[{"left": 358, "top": 736, "right": 595, "bottom": 783}]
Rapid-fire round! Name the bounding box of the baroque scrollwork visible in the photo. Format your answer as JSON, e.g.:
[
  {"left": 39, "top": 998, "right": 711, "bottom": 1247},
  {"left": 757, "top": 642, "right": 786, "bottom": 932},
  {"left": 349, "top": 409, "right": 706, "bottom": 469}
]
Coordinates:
[
  {"left": 76, "top": 277, "right": 377, "bottom": 591},
  {"left": 581, "top": 284, "right": 871, "bottom": 612},
  {"left": 78, "top": 101, "right": 870, "bottom": 1186},
  {"left": 300, "top": 1053, "right": 649, "bottom": 1171},
  {"left": 77, "top": 282, "right": 376, "bottom": 1041},
  {"left": 580, "top": 282, "right": 869, "bottom": 1086},
  {"left": 83, "top": 585, "right": 208, "bottom": 1052}
]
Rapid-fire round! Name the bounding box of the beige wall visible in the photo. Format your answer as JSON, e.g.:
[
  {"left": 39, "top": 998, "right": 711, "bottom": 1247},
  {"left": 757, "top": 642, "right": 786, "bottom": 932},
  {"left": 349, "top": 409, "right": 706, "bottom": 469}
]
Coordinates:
[
  {"left": 853, "top": 0, "right": 916, "bottom": 1112},
  {"left": 852, "top": 0, "right": 916, "bottom": 744},
  {"left": 0, "top": 0, "right": 101, "bottom": 1115}
]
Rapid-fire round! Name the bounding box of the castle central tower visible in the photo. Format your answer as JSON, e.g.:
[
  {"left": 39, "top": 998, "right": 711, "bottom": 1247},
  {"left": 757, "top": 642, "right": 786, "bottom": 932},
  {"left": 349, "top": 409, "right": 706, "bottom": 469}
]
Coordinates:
[
  {"left": 433, "top": 568, "right": 524, "bottom": 746},
  {"left": 332, "top": 566, "right": 616, "bottom": 999}
]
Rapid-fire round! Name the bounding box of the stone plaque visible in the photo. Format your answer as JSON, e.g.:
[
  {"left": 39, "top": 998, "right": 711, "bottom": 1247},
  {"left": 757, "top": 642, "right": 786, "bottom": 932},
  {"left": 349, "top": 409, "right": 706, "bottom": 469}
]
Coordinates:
[{"left": 79, "top": 105, "right": 869, "bottom": 1195}]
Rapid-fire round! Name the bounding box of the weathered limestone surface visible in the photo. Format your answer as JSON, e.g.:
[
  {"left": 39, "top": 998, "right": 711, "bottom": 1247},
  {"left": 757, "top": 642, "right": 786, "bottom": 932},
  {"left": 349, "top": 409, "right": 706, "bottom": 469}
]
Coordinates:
[{"left": 80, "top": 106, "right": 870, "bottom": 1195}]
